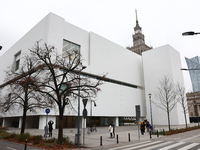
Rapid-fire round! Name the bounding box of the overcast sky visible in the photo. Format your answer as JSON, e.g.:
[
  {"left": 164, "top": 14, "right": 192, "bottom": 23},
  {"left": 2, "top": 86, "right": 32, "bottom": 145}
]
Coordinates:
[{"left": 1, "top": 0, "right": 200, "bottom": 92}]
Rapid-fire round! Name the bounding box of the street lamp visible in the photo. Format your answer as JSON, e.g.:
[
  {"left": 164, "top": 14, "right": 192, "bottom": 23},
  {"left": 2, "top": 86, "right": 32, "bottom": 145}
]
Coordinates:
[
  {"left": 182, "top": 31, "right": 200, "bottom": 36},
  {"left": 77, "top": 66, "right": 86, "bottom": 147},
  {"left": 90, "top": 100, "right": 96, "bottom": 131},
  {"left": 148, "top": 93, "right": 153, "bottom": 130},
  {"left": 181, "top": 68, "right": 200, "bottom": 71}
]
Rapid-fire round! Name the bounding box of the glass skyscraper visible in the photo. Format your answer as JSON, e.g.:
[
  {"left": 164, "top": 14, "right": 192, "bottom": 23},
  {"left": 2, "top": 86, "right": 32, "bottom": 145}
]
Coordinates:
[{"left": 185, "top": 56, "right": 200, "bottom": 92}]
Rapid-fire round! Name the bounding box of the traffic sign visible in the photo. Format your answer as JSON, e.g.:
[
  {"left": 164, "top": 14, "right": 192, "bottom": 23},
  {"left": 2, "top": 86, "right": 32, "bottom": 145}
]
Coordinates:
[
  {"left": 83, "top": 109, "right": 87, "bottom": 119},
  {"left": 82, "top": 99, "right": 88, "bottom": 108},
  {"left": 45, "top": 108, "right": 50, "bottom": 114}
]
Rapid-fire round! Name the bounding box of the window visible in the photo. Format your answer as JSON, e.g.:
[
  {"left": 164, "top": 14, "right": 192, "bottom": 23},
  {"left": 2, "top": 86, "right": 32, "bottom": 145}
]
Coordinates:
[
  {"left": 62, "top": 40, "right": 80, "bottom": 61},
  {"left": 14, "top": 51, "right": 21, "bottom": 71}
]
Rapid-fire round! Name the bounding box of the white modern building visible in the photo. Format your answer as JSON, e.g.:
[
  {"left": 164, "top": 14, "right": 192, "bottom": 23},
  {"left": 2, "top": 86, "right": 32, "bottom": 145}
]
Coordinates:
[{"left": 0, "top": 13, "right": 189, "bottom": 129}]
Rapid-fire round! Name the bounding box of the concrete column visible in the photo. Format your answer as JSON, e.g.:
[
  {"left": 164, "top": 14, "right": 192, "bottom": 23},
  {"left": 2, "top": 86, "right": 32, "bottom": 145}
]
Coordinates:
[
  {"left": 82, "top": 117, "right": 86, "bottom": 128},
  {"left": 2, "top": 118, "right": 5, "bottom": 127},
  {"left": 39, "top": 116, "right": 46, "bottom": 129},
  {"left": 115, "top": 117, "right": 119, "bottom": 127},
  {"left": 18, "top": 117, "right": 22, "bottom": 128}
]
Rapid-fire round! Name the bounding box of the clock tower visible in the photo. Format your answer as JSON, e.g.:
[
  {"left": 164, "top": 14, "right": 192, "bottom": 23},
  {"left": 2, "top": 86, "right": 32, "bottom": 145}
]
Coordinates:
[{"left": 127, "top": 9, "right": 152, "bottom": 55}]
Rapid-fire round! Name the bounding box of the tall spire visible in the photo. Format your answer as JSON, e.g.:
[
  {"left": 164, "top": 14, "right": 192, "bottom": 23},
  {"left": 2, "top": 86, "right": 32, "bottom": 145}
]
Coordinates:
[{"left": 135, "top": 8, "right": 139, "bottom": 25}]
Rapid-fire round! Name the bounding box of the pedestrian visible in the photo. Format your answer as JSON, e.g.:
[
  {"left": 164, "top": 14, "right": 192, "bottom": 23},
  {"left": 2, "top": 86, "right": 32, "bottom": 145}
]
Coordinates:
[
  {"left": 139, "top": 121, "right": 144, "bottom": 135},
  {"left": 111, "top": 121, "right": 115, "bottom": 138},
  {"left": 146, "top": 121, "right": 150, "bottom": 132},
  {"left": 143, "top": 121, "right": 146, "bottom": 132},
  {"left": 44, "top": 125, "right": 49, "bottom": 137},
  {"left": 108, "top": 124, "right": 113, "bottom": 138},
  {"left": 48, "top": 120, "right": 54, "bottom": 137}
]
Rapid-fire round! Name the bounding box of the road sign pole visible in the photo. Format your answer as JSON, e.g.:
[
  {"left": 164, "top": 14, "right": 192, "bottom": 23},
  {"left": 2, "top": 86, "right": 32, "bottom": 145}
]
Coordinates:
[{"left": 45, "top": 108, "right": 50, "bottom": 144}]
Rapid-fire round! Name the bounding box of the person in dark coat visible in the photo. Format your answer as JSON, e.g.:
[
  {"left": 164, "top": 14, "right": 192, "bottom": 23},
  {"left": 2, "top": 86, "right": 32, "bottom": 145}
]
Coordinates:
[
  {"left": 48, "top": 120, "right": 54, "bottom": 137},
  {"left": 146, "top": 121, "right": 150, "bottom": 132},
  {"left": 111, "top": 121, "right": 115, "bottom": 138}
]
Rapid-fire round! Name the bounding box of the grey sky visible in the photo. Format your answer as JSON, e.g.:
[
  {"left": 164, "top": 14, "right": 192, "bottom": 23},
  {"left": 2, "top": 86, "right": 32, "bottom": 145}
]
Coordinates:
[{"left": 1, "top": 0, "right": 200, "bottom": 92}]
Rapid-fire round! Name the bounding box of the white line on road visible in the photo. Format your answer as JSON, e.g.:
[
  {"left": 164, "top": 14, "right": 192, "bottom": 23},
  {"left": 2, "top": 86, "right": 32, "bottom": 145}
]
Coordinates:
[
  {"left": 124, "top": 141, "right": 162, "bottom": 150},
  {"left": 142, "top": 141, "right": 173, "bottom": 150},
  {"left": 177, "top": 143, "right": 200, "bottom": 150},
  {"left": 7, "top": 147, "right": 16, "bottom": 150},
  {"left": 108, "top": 141, "right": 151, "bottom": 150},
  {"left": 158, "top": 142, "right": 186, "bottom": 150},
  {"left": 180, "top": 134, "right": 200, "bottom": 142}
]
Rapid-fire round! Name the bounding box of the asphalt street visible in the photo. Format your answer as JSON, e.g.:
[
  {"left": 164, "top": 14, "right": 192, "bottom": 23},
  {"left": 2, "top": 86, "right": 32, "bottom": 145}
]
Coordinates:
[{"left": 0, "top": 140, "right": 44, "bottom": 150}]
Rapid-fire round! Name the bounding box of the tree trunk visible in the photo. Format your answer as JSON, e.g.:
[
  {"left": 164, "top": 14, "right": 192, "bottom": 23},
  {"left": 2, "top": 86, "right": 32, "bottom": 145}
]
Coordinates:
[
  {"left": 58, "top": 108, "right": 64, "bottom": 144},
  {"left": 183, "top": 106, "right": 188, "bottom": 128},
  {"left": 20, "top": 108, "right": 27, "bottom": 134},
  {"left": 167, "top": 110, "right": 171, "bottom": 131}
]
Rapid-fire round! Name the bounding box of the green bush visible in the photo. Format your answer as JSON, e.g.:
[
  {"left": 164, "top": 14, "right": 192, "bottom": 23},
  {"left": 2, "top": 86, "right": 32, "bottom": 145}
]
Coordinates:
[
  {"left": 0, "top": 127, "right": 8, "bottom": 134},
  {"left": 62, "top": 136, "right": 73, "bottom": 145},
  {"left": 29, "top": 135, "right": 43, "bottom": 145},
  {"left": 46, "top": 138, "right": 57, "bottom": 144},
  {"left": 9, "top": 133, "right": 17, "bottom": 139},
  {"left": 30, "top": 135, "right": 42, "bottom": 141},
  {"left": 3, "top": 134, "right": 11, "bottom": 139},
  {"left": 17, "top": 133, "right": 30, "bottom": 142}
]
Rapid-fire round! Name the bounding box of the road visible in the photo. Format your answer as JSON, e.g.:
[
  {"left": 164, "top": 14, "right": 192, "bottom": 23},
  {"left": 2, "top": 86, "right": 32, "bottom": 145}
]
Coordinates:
[
  {"left": 86, "top": 129, "right": 200, "bottom": 150},
  {"left": 0, "top": 140, "right": 44, "bottom": 150}
]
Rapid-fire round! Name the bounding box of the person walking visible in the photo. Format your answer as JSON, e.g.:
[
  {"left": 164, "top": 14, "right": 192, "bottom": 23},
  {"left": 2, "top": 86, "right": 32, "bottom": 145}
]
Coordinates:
[
  {"left": 139, "top": 121, "right": 144, "bottom": 135},
  {"left": 48, "top": 120, "right": 54, "bottom": 137},
  {"left": 108, "top": 124, "right": 113, "bottom": 138},
  {"left": 146, "top": 121, "right": 150, "bottom": 132},
  {"left": 111, "top": 121, "right": 115, "bottom": 138}
]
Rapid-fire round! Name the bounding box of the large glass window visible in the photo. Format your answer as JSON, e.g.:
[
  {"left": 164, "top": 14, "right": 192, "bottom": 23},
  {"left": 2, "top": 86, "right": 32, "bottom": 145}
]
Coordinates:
[
  {"left": 14, "top": 51, "right": 21, "bottom": 71},
  {"left": 62, "top": 40, "right": 80, "bottom": 61}
]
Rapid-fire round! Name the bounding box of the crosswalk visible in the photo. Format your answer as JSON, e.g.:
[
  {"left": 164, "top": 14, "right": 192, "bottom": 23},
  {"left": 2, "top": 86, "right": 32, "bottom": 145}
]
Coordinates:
[{"left": 107, "top": 140, "right": 200, "bottom": 150}]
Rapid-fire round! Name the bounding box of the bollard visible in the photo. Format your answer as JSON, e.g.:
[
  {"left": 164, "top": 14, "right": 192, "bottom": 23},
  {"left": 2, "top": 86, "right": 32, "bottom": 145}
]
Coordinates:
[
  {"left": 163, "top": 129, "right": 165, "bottom": 136},
  {"left": 150, "top": 131, "right": 152, "bottom": 139},
  {"left": 157, "top": 130, "right": 159, "bottom": 137},
  {"left": 117, "top": 134, "right": 119, "bottom": 144},
  {"left": 100, "top": 135, "right": 102, "bottom": 146},
  {"left": 24, "top": 139, "right": 27, "bottom": 150},
  {"left": 128, "top": 133, "right": 130, "bottom": 142}
]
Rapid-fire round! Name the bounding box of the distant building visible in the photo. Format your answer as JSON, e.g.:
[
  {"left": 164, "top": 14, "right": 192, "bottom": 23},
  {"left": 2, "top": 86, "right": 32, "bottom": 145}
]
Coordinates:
[
  {"left": 185, "top": 56, "right": 200, "bottom": 92},
  {"left": 127, "top": 9, "right": 152, "bottom": 55},
  {"left": 186, "top": 92, "right": 200, "bottom": 123}
]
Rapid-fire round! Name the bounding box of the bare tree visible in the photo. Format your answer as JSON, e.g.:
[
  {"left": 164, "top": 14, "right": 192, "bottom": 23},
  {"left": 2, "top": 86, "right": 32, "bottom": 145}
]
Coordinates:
[
  {"left": 30, "top": 43, "right": 105, "bottom": 144},
  {"left": 0, "top": 55, "right": 52, "bottom": 134},
  {"left": 176, "top": 82, "right": 189, "bottom": 128},
  {"left": 154, "top": 75, "right": 177, "bottom": 131}
]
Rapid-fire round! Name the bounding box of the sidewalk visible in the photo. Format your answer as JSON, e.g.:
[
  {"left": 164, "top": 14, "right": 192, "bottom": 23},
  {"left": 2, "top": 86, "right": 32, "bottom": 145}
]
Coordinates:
[{"left": 7, "top": 123, "right": 198, "bottom": 148}]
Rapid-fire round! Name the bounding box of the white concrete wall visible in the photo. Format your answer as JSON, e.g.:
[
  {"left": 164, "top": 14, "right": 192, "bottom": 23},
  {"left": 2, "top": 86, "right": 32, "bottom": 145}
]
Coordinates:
[{"left": 142, "top": 44, "right": 190, "bottom": 125}]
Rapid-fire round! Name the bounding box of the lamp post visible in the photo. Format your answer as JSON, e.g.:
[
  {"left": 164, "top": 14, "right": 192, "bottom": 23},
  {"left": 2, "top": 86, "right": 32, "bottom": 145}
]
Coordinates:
[
  {"left": 77, "top": 66, "right": 86, "bottom": 147},
  {"left": 182, "top": 31, "right": 200, "bottom": 36},
  {"left": 148, "top": 93, "right": 153, "bottom": 130},
  {"left": 90, "top": 100, "right": 96, "bottom": 131}
]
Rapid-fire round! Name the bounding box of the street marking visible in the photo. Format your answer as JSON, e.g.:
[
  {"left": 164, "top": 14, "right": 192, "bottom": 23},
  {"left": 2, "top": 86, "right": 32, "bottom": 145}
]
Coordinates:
[
  {"left": 177, "top": 143, "right": 200, "bottom": 150},
  {"left": 143, "top": 141, "right": 173, "bottom": 150},
  {"left": 158, "top": 141, "right": 186, "bottom": 150},
  {"left": 180, "top": 134, "right": 200, "bottom": 142},
  {"left": 124, "top": 141, "right": 162, "bottom": 150},
  {"left": 7, "top": 147, "right": 16, "bottom": 150},
  {"left": 108, "top": 141, "right": 151, "bottom": 150}
]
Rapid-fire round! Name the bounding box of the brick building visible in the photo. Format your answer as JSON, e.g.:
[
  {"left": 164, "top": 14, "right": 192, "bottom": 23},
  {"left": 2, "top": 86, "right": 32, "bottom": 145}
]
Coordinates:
[{"left": 186, "top": 92, "right": 200, "bottom": 123}]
